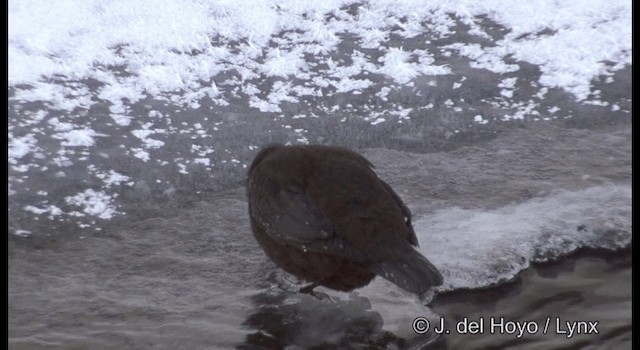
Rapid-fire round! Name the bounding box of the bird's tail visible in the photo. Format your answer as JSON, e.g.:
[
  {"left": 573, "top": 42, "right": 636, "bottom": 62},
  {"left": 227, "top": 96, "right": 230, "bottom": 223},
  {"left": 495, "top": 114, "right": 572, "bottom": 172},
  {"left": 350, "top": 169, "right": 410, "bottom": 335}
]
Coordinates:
[{"left": 370, "top": 243, "right": 443, "bottom": 296}]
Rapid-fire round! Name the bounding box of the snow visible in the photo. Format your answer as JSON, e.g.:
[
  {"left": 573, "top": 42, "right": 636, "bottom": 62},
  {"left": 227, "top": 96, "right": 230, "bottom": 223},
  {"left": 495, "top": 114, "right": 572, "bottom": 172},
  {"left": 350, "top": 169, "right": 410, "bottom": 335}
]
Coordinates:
[
  {"left": 12, "top": 229, "right": 32, "bottom": 237},
  {"left": 473, "top": 115, "right": 488, "bottom": 124},
  {"left": 193, "top": 158, "right": 211, "bottom": 166},
  {"left": 132, "top": 129, "right": 166, "bottom": 149},
  {"left": 48, "top": 118, "right": 75, "bottom": 132},
  {"left": 7, "top": 0, "right": 632, "bottom": 233},
  {"left": 96, "top": 170, "right": 131, "bottom": 187},
  {"left": 111, "top": 114, "right": 133, "bottom": 126},
  {"left": 8, "top": 134, "right": 38, "bottom": 163},
  {"left": 56, "top": 128, "right": 106, "bottom": 147},
  {"left": 132, "top": 148, "right": 151, "bottom": 162},
  {"left": 23, "top": 205, "right": 48, "bottom": 215},
  {"left": 65, "top": 189, "right": 118, "bottom": 219},
  {"left": 9, "top": 0, "right": 630, "bottom": 111},
  {"left": 371, "top": 118, "right": 386, "bottom": 125},
  {"left": 446, "top": 43, "right": 521, "bottom": 74},
  {"left": 262, "top": 48, "right": 307, "bottom": 78},
  {"left": 23, "top": 204, "right": 63, "bottom": 219},
  {"left": 377, "top": 48, "right": 423, "bottom": 84}
]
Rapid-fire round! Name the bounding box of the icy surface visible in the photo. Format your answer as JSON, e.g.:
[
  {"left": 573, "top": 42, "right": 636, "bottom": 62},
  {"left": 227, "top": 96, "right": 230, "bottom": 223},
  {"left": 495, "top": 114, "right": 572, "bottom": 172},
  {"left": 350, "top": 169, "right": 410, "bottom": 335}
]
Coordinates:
[
  {"left": 9, "top": 0, "right": 631, "bottom": 109},
  {"left": 421, "top": 185, "right": 631, "bottom": 290}
]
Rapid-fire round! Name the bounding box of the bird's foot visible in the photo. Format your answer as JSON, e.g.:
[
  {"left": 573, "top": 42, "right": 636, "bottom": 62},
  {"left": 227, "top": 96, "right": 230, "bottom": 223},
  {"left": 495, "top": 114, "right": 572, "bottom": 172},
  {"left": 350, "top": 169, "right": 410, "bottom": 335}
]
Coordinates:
[
  {"left": 299, "top": 283, "right": 334, "bottom": 302},
  {"left": 299, "top": 282, "right": 318, "bottom": 294}
]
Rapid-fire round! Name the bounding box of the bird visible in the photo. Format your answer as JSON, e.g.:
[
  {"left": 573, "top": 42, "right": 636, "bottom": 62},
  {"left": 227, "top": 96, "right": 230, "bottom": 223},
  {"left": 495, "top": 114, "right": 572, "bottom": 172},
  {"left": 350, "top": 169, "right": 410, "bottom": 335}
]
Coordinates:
[{"left": 247, "top": 144, "right": 443, "bottom": 296}]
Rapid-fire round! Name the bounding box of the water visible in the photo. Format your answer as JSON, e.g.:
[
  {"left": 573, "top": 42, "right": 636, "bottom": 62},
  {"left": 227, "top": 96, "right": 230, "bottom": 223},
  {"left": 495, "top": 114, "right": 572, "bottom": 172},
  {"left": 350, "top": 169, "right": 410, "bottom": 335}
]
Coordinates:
[
  {"left": 9, "top": 119, "right": 630, "bottom": 349},
  {"left": 431, "top": 249, "right": 631, "bottom": 349},
  {"left": 8, "top": 1, "right": 631, "bottom": 348},
  {"left": 9, "top": 192, "right": 259, "bottom": 348}
]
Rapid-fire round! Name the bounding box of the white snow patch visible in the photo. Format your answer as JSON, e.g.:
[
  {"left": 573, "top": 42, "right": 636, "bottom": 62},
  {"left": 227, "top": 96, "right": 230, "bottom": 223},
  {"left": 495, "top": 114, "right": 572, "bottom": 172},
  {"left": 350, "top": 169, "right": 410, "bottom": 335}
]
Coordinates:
[
  {"left": 249, "top": 96, "right": 281, "bottom": 113},
  {"left": 473, "top": 115, "right": 488, "bottom": 124},
  {"left": 262, "top": 48, "right": 306, "bottom": 77},
  {"left": 23, "top": 205, "right": 48, "bottom": 215},
  {"left": 333, "top": 78, "right": 374, "bottom": 93},
  {"left": 389, "top": 107, "right": 413, "bottom": 120},
  {"left": 377, "top": 48, "right": 450, "bottom": 84},
  {"left": 48, "top": 117, "right": 75, "bottom": 131},
  {"left": 131, "top": 148, "right": 150, "bottom": 162},
  {"left": 96, "top": 170, "right": 131, "bottom": 187},
  {"left": 547, "top": 106, "right": 561, "bottom": 114},
  {"left": 65, "top": 189, "right": 119, "bottom": 219},
  {"left": 23, "top": 204, "right": 63, "bottom": 219},
  {"left": 177, "top": 163, "right": 189, "bottom": 174},
  {"left": 376, "top": 87, "right": 392, "bottom": 101},
  {"left": 499, "top": 77, "right": 517, "bottom": 90},
  {"left": 9, "top": 134, "right": 38, "bottom": 163},
  {"left": 371, "top": 118, "right": 386, "bottom": 125},
  {"left": 8, "top": 0, "right": 631, "bottom": 108},
  {"left": 111, "top": 114, "right": 132, "bottom": 126},
  {"left": 12, "top": 83, "right": 94, "bottom": 111},
  {"left": 57, "top": 128, "right": 106, "bottom": 147},
  {"left": 194, "top": 158, "right": 210, "bottom": 166},
  {"left": 132, "top": 128, "right": 165, "bottom": 149},
  {"left": 267, "top": 81, "right": 300, "bottom": 105},
  {"left": 13, "top": 229, "right": 32, "bottom": 237},
  {"left": 446, "top": 43, "right": 520, "bottom": 74}
]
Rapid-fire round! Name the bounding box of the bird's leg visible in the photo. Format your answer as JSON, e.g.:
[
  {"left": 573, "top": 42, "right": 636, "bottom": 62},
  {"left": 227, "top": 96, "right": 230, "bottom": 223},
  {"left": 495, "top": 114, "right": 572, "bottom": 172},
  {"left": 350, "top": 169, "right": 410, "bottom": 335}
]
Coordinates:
[
  {"left": 299, "top": 282, "right": 319, "bottom": 294},
  {"left": 299, "top": 282, "right": 334, "bottom": 301}
]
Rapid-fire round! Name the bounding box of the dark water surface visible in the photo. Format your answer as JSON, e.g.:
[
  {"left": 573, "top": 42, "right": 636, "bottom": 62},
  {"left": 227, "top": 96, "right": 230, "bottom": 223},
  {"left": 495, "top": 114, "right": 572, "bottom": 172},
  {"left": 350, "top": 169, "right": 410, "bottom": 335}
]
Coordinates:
[
  {"left": 9, "top": 118, "right": 631, "bottom": 349},
  {"left": 431, "top": 249, "right": 631, "bottom": 349}
]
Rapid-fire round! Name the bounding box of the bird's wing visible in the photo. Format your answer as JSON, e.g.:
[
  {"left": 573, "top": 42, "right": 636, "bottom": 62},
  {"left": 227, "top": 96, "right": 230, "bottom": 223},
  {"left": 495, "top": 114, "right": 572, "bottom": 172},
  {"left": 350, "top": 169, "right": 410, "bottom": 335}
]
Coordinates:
[
  {"left": 379, "top": 180, "right": 419, "bottom": 246},
  {"left": 251, "top": 185, "right": 361, "bottom": 257}
]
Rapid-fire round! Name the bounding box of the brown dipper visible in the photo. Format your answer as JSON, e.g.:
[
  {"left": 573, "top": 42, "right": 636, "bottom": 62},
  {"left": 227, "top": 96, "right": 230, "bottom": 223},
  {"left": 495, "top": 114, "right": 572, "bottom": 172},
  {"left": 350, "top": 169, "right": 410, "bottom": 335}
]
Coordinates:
[{"left": 247, "top": 145, "right": 443, "bottom": 295}]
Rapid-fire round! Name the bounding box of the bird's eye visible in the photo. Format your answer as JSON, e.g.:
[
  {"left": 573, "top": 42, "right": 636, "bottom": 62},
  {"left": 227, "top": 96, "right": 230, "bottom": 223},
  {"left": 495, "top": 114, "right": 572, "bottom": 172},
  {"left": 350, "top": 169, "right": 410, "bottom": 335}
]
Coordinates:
[{"left": 404, "top": 216, "right": 409, "bottom": 223}]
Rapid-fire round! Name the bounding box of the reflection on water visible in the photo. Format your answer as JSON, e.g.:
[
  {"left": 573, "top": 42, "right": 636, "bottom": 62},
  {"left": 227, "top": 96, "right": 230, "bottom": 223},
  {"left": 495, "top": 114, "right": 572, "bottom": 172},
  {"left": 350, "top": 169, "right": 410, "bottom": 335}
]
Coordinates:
[{"left": 240, "top": 287, "right": 443, "bottom": 349}]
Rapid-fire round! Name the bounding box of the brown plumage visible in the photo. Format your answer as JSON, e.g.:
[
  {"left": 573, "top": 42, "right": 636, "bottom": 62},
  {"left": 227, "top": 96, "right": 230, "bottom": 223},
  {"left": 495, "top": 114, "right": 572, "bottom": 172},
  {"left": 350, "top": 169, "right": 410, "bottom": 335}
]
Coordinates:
[{"left": 247, "top": 145, "right": 443, "bottom": 295}]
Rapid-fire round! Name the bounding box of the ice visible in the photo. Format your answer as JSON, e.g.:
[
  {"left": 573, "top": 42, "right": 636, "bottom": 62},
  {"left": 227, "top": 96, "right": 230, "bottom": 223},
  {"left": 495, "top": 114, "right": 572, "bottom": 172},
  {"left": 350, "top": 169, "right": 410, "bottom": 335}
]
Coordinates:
[
  {"left": 377, "top": 48, "right": 421, "bottom": 84},
  {"left": 65, "top": 189, "right": 118, "bottom": 219},
  {"left": 96, "top": 170, "right": 131, "bottom": 187},
  {"left": 132, "top": 129, "right": 166, "bottom": 149},
  {"left": 249, "top": 96, "right": 282, "bottom": 113},
  {"left": 111, "top": 114, "right": 133, "bottom": 126},
  {"left": 23, "top": 205, "right": 48, "bottom": 215},
  {"left": 23, "top": 204, "right": 63, "bottom": 219},
  {"left": 12, "top": 229, "right": 32, "bottom": 237},
  {"left": 194, "top": 158, "right": 211, "bottom": 166},
  {"left": 416, "top": 184, "right": 631, "bottom": 291},
  {"left": 262, "top": 48, "right": 307, "bottom": 78},
  {"left": 370, "top": 118, "right": 386, "bottom": 125},
  {"left": 9, "top": 0, "right": 631, "bottom": 112},
  {"left": 8, "top": 134, "right": 38, "bottom": 163},
  {"left": 473, "top": 115, "right": 488, "bottom": 124},
  {"left": 56, "top": 128, "right": 105, "bottom": 147},
  {"left": 7, "top": 0, "right": 631, "bottom": 250},
  {"left": 131, "top": 148, "right": 150, "bottom": 162}
]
